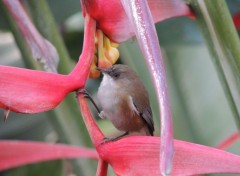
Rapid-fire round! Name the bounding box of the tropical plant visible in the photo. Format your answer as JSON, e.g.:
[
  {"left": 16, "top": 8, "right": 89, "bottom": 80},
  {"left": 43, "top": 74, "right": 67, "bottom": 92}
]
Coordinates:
[{"left": 0, "top": 0, "right": 240, "bottom": 176}]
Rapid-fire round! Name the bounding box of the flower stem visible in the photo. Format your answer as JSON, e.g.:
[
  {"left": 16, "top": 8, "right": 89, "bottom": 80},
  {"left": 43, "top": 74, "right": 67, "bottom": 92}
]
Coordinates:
[{"left": 77, "top": 90, "right": 104, "bottom": 148}]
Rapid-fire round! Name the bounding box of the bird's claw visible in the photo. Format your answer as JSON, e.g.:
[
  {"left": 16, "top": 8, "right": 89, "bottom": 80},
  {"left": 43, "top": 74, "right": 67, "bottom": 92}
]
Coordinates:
[
  {"left": 100, "top": 132, "right": 129, "bottom": 145},
  {"left": 76, "top": 89, "right": 90, "bottom": 98},
  {"left": 100, "top": 137, "right": 116, "bottom": 145},
  {"left": 77, "top": 89, "right": 101, "bottom": 114}
]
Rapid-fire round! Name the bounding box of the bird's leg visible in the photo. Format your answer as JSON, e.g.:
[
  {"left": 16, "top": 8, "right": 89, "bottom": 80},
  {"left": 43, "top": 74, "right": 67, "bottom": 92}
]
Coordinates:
[
  {"left": 77, "top": 89, "right": 101, "bottom": 114},
  {"left": 98, "top": 111, "right": 106, "bottom": 119},
  {"left": 101, "top": 131, "right": 129, "bottom": 144}
]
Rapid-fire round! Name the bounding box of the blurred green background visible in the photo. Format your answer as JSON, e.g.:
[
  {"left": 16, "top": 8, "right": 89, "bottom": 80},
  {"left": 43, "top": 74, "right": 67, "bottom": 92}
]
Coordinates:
[{"left": 0, "top": 0, "right": 240, "bottom": 175}]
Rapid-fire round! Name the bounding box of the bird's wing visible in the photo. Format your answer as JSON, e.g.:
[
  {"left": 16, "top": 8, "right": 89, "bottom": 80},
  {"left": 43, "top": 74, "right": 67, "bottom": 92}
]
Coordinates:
[{"left": 129, "top": 96, "right": 154, "bottom": 135}]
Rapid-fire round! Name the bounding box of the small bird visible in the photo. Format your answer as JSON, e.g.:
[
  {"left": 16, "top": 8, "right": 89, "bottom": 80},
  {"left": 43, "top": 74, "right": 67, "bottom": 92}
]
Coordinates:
[{"left": 97, "top": 64, "right": 154, "bottom": 140}]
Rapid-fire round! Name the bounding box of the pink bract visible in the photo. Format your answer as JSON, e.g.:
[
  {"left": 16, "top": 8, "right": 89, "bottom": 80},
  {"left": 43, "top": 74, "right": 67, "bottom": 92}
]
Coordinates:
[{"left": 82, "top": 0, "right": 192, "bottom": 42}]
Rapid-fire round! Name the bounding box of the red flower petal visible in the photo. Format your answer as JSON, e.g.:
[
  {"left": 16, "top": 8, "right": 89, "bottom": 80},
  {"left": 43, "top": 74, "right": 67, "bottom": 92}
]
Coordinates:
[
  {"left": 0, "top": 14, "right": 96, "bottom": 113},
  {"left": 0, "top": 66, "right": 78, "bottom": 113},
  {"left": 82, "top": 0, "right": 191, "bottom": 42},
  {"left": 98, "top": 136, "right": 240, "bottom": 175},
  {"left": 0, "top": 140, "right": 98, "bottom": 171}
]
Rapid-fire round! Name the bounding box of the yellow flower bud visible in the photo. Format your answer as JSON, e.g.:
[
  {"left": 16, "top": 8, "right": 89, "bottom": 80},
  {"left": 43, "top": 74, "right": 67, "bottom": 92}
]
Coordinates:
[
  {"left": 98, "top": 56, "right": 112, "bottom": 68},
  {"left": 89, "top": 55, "right": 100, "bottom": 78},
  {"left": 104, "top": 47, "right": 120, "bottom": 64}
]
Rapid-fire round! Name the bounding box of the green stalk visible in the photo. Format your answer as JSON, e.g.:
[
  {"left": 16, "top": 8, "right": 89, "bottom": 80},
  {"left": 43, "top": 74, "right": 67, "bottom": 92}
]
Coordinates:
[
  {"left": 24, "top": 0, "right": 74, "bottom": 74},
  {"left": 188, "top": 0, "right": 240, "bottom": 130},
  {"left": 0, "top": 2, "right": 41, "bottom": 70},
  {"left": 1, "top": 1, "right": 95, "bottom": 175}
]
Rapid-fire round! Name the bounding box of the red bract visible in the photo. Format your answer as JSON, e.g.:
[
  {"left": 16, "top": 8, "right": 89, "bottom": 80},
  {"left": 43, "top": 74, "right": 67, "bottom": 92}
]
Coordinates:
[
  {"left": 81, "top": 1, "right": 192, "bottom": 174},
  {"left": 0, "top": 67, "right": 75, "bottom": 113},
  {"left": 1, "top": 136, "right": 240, "bottom": 175},
  {"left": 81, "top": 0, "right": 192, "bottom": 43},
  {"left": 1, "top": 94, "right": 239, "bottom": 175},
  {"left": 0, "top": 14, "right": 96, "bottom": 113},
  {"left": 99, "top": 136, "right": 240, "bottom": 175},
  {"left": 0, "top": 140, "right": 98, "bottom": 171},
  {"left": 1, "top": 0, "right": 240, "bottom": 175},
  {"left": 77, "top": 90, "right": 240, "bottom": 175}
]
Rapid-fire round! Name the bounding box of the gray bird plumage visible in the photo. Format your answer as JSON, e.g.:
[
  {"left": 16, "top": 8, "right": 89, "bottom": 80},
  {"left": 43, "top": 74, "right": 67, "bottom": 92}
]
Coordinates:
[{"left": 97, "top": 64, "right": 154, "bottom": 137}]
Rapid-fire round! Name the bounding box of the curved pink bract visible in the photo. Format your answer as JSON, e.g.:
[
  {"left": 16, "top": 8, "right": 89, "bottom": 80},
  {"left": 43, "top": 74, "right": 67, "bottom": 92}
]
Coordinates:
[
  {"left": 0, "top": 14, "right": 96, "bottom": 113},
  {"left": 82, "top": 0, "right": 191, "bottom": 42}
]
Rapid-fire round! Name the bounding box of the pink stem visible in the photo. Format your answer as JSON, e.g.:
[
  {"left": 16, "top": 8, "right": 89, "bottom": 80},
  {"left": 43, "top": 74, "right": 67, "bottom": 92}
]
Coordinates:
[
  {"left": 77, "top": 92, "right": 104, "bottom": 148},
  {"left": 120, "top": 0, "right": 174, "bottom": 175},
  {"left": 217, "top": 132, "right": 240, "bottom": 150},
  {"left": 96, "top": 159, "right": 108, "bottom": 176}
]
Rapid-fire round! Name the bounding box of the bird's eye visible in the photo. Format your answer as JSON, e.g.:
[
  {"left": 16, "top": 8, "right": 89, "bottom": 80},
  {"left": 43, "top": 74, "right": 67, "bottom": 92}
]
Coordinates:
[
  {"left": 109, "top": 70, "right": 120, "bottom": 79},
  {"left": 113, "top": 73, "right": 120, "bottom": 78}
]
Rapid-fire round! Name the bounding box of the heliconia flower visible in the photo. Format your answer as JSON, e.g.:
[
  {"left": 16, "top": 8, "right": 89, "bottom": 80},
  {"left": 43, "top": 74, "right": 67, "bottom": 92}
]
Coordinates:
[
  {"left": 80, "top": 1, "right": 192, "bottom": 173},
  {"left": 0, "top": 0, "right": 192, "bottom": 114},
  {"left": 81, "top": 0, "right": 192, "bottom": 43},
  {"left": 0, "top": 14, "right": 96, "bottom": 113},
  {"left": 83, "top": 0, "right": 193, "bottom": 77},
  {"left": 1, "top": 94, "right": 240, "bottom": 175},
  {"left": 1, "top": 136, "right": 240, "bottom": 175},
  {"left": 99, "top": 137, "right": 240, "bottom": 175},
  {"left": 1, "top": 0, "right": 240, "bottom": 175},
  {"left": 78, "top": 92, "right": 240, "bottom": 175},
  {"left": 3, "top": 0, "right": 59, "bottom": 73},
  {"left": 89, "top": 29, "right": 120, "bottom": 77},
  {"left": 1, "top": 0, "right": 192, "bottom": 175}
]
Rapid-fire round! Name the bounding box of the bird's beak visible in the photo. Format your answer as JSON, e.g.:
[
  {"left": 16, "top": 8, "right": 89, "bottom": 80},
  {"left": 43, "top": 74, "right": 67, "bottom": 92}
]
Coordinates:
[{"left": 96, "top": 67, "right": 109, "bottom": 74}]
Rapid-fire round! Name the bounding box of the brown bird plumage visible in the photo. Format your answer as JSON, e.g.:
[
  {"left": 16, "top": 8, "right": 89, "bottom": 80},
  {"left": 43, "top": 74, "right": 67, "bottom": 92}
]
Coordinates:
[{"left": 97, "top": 64, "right": 154, "bottom": 138}]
